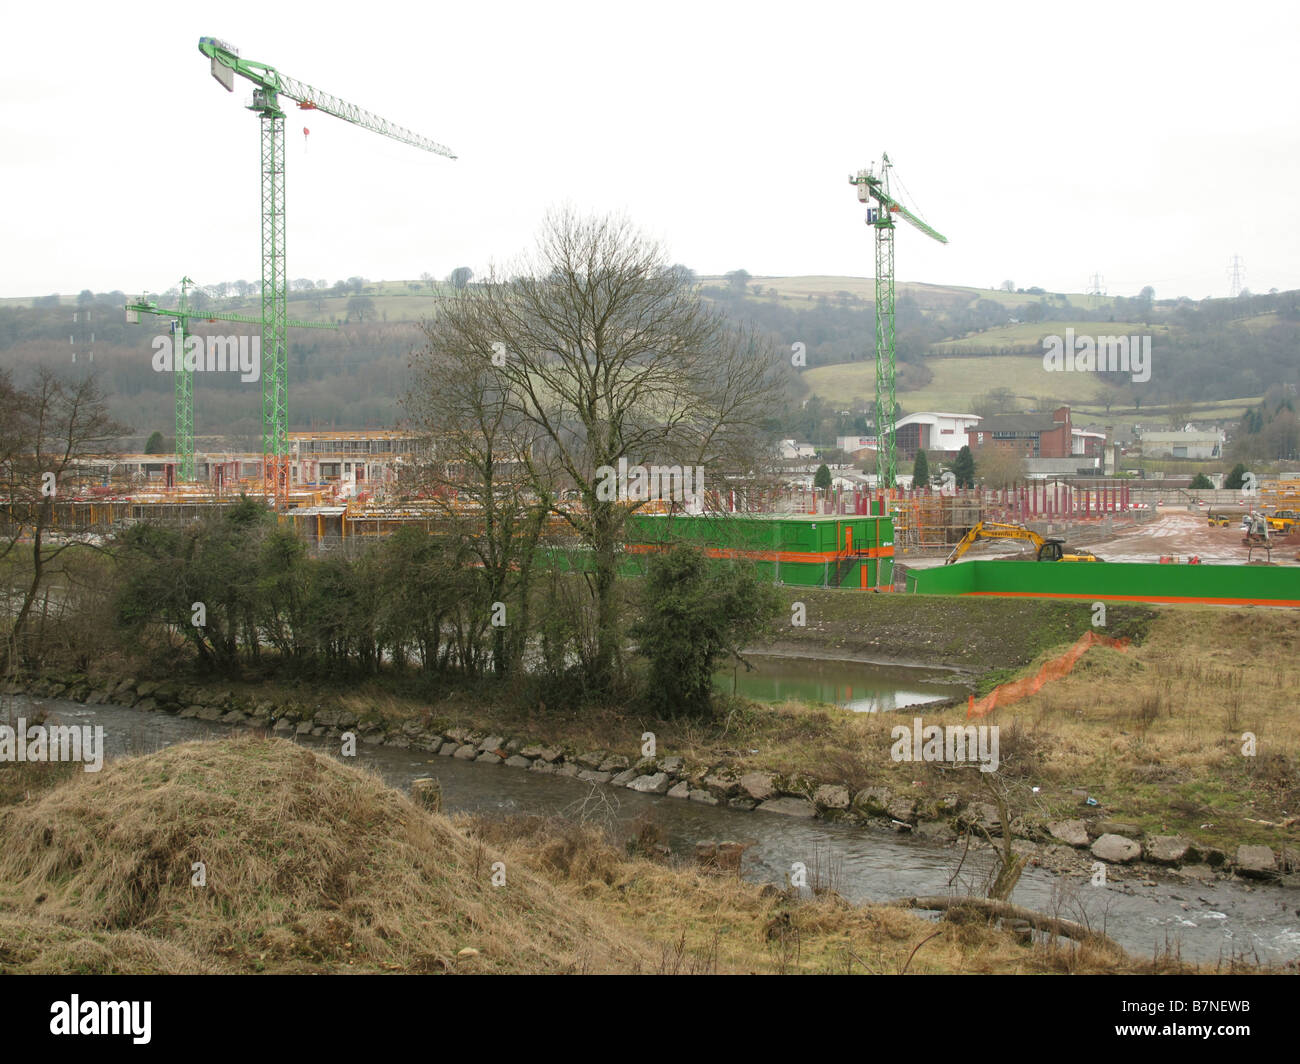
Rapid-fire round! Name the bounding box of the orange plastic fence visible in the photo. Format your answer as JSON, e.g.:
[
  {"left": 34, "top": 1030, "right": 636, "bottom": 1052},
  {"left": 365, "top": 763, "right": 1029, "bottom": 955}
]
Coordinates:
[{"left": 967, "top": 630, "right": 1129, "bottom": 720}]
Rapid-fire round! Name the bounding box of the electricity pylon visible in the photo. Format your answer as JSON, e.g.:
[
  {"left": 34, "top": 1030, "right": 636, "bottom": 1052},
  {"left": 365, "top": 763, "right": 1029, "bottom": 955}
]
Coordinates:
[
  {"left": 849, "top": 154, "right": 947, "bottom": 489},
  {"left": 198, "top": 36, "right": 456, "bottom": 503}
]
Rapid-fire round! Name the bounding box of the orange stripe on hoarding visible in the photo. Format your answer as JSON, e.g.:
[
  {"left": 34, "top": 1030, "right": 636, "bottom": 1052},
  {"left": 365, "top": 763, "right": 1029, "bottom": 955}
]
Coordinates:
[{"left": 624, "top": 545, "right": 894, "bottom": 563}]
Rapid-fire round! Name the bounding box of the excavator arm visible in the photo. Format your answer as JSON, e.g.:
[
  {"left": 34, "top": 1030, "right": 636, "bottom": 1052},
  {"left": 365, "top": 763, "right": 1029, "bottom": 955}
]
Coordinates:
[{"left": 946, "top": 522, "right": 1099, "bottom": 564}]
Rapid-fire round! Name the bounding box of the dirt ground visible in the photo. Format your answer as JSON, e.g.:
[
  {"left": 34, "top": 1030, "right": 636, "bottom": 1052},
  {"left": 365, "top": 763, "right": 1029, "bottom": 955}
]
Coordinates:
[{"left": 904, "top": 506, "right": 1299, "bottom": 568}]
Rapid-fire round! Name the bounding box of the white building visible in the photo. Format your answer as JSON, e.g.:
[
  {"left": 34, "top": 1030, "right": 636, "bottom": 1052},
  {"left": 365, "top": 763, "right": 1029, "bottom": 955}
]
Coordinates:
[
  {"left": 1140, "top": 430, "right": 1224, "bottom": 460},
  {"left": 892, "top": 412, "right": 982, "bottom": 458},
  {"left": 778, "top": 439, "right": 817, "bottom": 460}
]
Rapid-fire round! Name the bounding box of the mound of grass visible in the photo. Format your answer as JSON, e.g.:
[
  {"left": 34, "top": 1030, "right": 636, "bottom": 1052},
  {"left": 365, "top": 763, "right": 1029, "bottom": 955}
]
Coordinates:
[{"left": 0, "top": 735, "right": 649, "bottom": 973}]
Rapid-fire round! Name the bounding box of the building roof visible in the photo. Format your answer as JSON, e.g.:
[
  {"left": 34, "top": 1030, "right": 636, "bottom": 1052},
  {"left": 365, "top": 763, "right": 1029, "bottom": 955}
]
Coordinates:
[{"left": 893, "top": 411, "right": 981, "bottom": 428}]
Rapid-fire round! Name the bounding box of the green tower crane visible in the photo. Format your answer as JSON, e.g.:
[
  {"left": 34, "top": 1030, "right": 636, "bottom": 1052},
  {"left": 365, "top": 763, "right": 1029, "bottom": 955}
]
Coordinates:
[
  {"left": 197, "top": 36, "right": 456, "bottom": 502},
  {"left": 849, "top": 154, "right": 947, "bottom": 489},
  {"left": 125, "top": 278, "right": 336, "bottom": 481}
]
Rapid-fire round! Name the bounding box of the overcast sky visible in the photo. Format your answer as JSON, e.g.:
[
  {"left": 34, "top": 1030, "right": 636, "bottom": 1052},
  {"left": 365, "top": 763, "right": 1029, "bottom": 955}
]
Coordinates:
[{"left": 4, "top": 0, "right": 1297, "bottom": 300}]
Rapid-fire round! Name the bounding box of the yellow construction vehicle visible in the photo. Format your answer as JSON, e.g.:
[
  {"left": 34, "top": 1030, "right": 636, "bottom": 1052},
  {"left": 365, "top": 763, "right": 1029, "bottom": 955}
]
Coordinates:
[
  {"left": 945, "top": 521, "right": 1103, "bottom": 564},
  {"left": 1266, "top": 509, "right": 1298, "bottom": 535}
]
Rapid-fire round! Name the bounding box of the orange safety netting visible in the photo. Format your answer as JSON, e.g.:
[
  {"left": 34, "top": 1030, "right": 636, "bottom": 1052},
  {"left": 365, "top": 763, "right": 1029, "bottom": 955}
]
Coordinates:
[{"left": 967, "top": 630, "right": 1129, "bottom": 720}]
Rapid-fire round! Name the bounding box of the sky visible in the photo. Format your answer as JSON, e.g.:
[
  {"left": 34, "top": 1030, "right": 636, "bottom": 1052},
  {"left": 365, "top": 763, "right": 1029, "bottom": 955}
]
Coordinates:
[{"left": 3, "top": 0, "right": 1298, "bottom": 301}]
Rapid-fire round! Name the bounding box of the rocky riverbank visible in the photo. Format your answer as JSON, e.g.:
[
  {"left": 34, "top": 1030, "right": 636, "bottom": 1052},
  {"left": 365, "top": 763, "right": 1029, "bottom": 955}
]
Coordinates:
[{"left": 8, "top": 670, "right": 1297, "bottom": 889}]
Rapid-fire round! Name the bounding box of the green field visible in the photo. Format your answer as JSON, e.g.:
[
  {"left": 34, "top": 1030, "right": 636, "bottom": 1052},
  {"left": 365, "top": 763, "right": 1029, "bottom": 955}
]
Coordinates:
[{"left": 932, "top": 320, "right": 1166, "bottom": 352}]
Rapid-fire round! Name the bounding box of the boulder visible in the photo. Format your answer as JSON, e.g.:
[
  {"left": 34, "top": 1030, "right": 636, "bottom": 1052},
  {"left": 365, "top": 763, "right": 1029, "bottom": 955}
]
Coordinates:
[
  {"left": 1235, "top": 845, "right": 1278, "bottom": 878},
  {"left": 886, "top": 797, "right": 918, "bottom": 824},
  {"left": 295, "top": 721, "right": 314, "bottom": 735},
  {"left": 659, "top": 756, "right": 685, "bottom": 775},
  {"left": 627, "top": 772, "right": 670, "bottom": 794},
  {"left": 1144, "top": 835, "right": 1193, "bottom": 865},
  {"left": 478, "top": 736, "right": 506, "bottom": 754},
  {"left": 577, "top": 769, "right": 612, "bottom": 784},
  {"left": 504, "top": 755, "right": 532, "bottom": 769},
  {"left": 813, "top": 784, "right": 851, "bottom": 810},
  {"left": 475, "top": 751, "right": 503, "bottom": 764},
  {"left": 703, "top": 773, "right": 739, "bottom": 799},
  {"left": 757, "top": 797, "right": 817, "bottom": 818},
  {"left": 437, "top": 741, "right": 458, "bottom": 756},
  {"left": 574, "top": 750, "right": 606, "bottom": 769},
  {"left": 610, "top": 768, "right": 639, "bottom": 787},
  {"left": 453, "top": 744, "right": 479, "bottom": 760},
  {"left": 688, "top": 789, "right": 719, "bottom": 806},
  {"left": 666, "top": 781, "right": 690, "bottom": 799},
  {"left": 739, "top": 772, "right": 777, "bottom": 801},
  {"left": 314, "top": 707, "right": 359, "bottom": 728},
  {"left": 554, "top": 763, "right": 581, "bottom": 778},
  {"left": 851, "top": 786, "right": 892, "bottom": 816},
  {"left": 599, "top": 754, "right": 630, "bottom": 772},
  {"left": 1047, "top": 819, "right": 1090, "bottom": 848},
  {"left": 1091, "top": 833, "right": 1141, "bottom": 864},
  {"left": 530, "top": 759, "right": 557, "bottom": 775},
  {"left": 196, "top": 706, "right": 224, "bottom": 721},
  {"left": 728, "top": 797, "right": 757, "bottom": 811}
]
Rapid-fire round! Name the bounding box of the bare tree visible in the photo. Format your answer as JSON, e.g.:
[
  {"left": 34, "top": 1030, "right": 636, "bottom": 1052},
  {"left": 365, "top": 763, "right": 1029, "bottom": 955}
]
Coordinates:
[
  {"left": 408, "top": 211, "right": 782, "bottom": 695},
  {"left": 0, "top": 368, "right": 130, "bottom": 670}
]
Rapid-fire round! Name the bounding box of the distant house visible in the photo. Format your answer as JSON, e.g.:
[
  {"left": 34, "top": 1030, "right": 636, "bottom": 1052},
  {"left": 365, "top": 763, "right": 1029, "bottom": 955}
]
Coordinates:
[
  {"left": 892, "top": 412, "right": 982, "bottom": 459},
  {"left": 778, "top": 439, "right": 817, "bottom": 461},
  {"left": 1139, "top": 431, "right": 1223, "bottom": 460},
  {"left": 968, "top": 406, "right": 1073, "bottom": 459}
]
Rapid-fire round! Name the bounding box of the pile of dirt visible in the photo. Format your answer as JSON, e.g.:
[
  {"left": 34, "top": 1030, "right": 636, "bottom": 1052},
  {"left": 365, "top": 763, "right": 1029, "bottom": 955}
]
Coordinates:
[{"left": 0, "top": 735, "right": 649, "bottom": 973}]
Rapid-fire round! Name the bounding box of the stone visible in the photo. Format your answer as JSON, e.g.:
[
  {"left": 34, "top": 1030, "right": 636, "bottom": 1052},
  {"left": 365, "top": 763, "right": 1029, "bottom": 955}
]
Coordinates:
[
  {"left": 852, "top": 786, "right": 892, "bottom": 816},
  {"left": 295, "top": 721, "right": 314, "bottom": 735},
  {"left": 519, "top": 744, "right": 547, "bottom": 759},
  {"left": 703, "top": 773, "right": 738, "bottom": 798},
  {"left": 627, "top": 772, "right": 670, "bottom": 794},
  {"left": 915, "top": 820, "right": 957, "bottom": 842},
  {"left": 453, "top": 744, "right": 479, "bottom": 760},
  {"left": 633, "top": 756, "right": 658, "bottom": 772},
  {"left": 196, "top": 706, "right": 224, "bottom": 721},
  {"left": 136, "top": 681, "right": 159, "bottom": 698},
  {"left": 530, "top": 759, "right": 557, "bottom": 775},
  {"left": 667, "top": 781, "right": 690, "bottom": 799},
  {"left": 886, "top": 797, "right": 918, "bottom": 824},
  {"left": 411, "top": 777, "right": 442, "bottom": 812},
  {"left": 476, "top": 751, "right": 503, "bottom": 764},
  {"left": 401, "top": 720, "right": 427, "bottom": 737},
  {"left": 757, "top": 797, "right": 817, "bottom": 818},
  {"left": 504, "top": 755, "right": 532, "bottom": 769},
  {"left": 1235, "top": 845, "right": 1278, "bottom": 878},
  {"left": 504, "top": 738, "right": 524, "bottom": 754},
  {"left": 688, "top": 789, "right": 719, "bottom": 806},
  {"left": 574, "top": 750, "right": 606, "bottom": 769},
  {"left": 361, "top": 731, "right": 386, "bottom": 745},
  {"left": 813, "top": 784, "right": 851, "bottom": 810},
  {"left": 598, "top": 754, "right": 630, "bottom": 772},
  {"left": 1047, "top": 819, "right": 1090, "bottom": 848},
  {"left": 659, "top": 756, "right": 685, "bottom": 775},
  {"left": 444, "top": 727, "right": 470, "bottom": 743},
  {"left": 437, "top": 742, "right": 458, "bottom": 756},
  {"left": 179, "top": 705, "right": 202, "bottom": 719},
  {"left": 554, "top": 762, "right": 581, "bottom": 778},
  {"left": 478, "top": 735, "right": 506, "bottom": 754},
  {"left": 739, "top": 772, "right": 777, "bottom": 801},
  {"left": 310, "top": 727, "right": 326, "bottom": 737},
  {"left": 135, "top": 698, "right": 159, "bottom": 714},
  {"left": 271, "top": 718, "right": 293, "bottom": 733},
  {"left": 1095, "top": 820, "right": 1140, "bottom": 837},
  {"left": 1091, "top": 833, "right": 1141, "bottom": 864},
  {"left": 221, "top": 710, "right": 248, "bottom": 724},
  {"left": 610, "top": 768, "right": 639, "bottom": 787},
  {"left": 1145, "top": 835, "right": 1193, "bottom": 865},
  {"left": 727, "top": 797, "right": 757, "bottom": 811},
  {"left": 536, "top": 748, "right": 563, "bottom": 763},
  {"left": 577, "top": 769, "right": 612, "bottom": 783}
]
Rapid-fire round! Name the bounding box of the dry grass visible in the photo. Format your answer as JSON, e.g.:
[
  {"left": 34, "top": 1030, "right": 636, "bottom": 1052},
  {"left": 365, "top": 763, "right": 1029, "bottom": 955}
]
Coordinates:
[{"left": 0, "top": 735, "right": 652, "bottom": 974}]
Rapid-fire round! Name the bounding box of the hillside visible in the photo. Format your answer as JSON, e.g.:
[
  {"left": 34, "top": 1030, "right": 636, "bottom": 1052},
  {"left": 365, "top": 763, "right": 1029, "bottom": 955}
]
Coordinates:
[{"left": 1, "top": 277, "right": 1295, "bottom": 447}]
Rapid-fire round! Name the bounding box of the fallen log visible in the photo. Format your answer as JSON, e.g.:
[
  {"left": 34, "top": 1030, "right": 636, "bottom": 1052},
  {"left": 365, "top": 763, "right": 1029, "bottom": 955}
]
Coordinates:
[{"left": 895, "top": 894, "right": 1126, "bottom": 955}]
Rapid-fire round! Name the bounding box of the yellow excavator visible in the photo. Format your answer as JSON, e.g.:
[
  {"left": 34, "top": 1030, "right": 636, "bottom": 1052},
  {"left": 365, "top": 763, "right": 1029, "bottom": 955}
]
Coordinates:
[{"left": 945, "top": 521, "right": 1103, "bottom": 564}]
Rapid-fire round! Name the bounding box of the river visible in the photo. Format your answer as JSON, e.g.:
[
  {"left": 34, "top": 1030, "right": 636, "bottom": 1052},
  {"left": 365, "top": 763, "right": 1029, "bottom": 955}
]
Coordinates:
[{"left": 11, "top": 694, "right": 1299, "bottom": 966}]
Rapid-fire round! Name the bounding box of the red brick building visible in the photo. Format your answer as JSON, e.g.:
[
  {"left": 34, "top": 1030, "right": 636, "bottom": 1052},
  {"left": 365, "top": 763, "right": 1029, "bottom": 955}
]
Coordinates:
[{"left": 967, "top": 406, "right": 1073, "bottom": 459}]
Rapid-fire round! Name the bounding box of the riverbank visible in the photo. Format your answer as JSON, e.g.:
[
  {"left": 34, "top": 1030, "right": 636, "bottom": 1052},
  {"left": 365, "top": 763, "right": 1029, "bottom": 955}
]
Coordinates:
[
  {"left": 7, "top": 595, "right": 1298, "bottom": 890},
  {"left": 0, "top": 736, "right": 1240, "bottom": 974}
]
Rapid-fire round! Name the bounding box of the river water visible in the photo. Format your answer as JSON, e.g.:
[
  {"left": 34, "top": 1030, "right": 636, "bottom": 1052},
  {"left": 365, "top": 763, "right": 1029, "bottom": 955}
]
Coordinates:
[
  {"left": 718, "top": 653, "right": 969, "bottom": 712},
  {"left": 12, "top": 695, "right": 1300, "bottom": 966}
]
